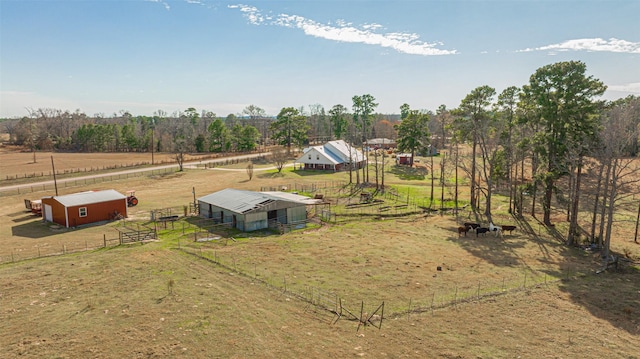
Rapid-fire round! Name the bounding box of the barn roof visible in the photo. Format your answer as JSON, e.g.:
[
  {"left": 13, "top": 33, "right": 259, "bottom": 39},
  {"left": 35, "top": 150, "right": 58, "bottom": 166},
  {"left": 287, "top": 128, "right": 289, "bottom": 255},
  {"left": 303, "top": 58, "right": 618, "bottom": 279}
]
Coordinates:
[
  {"left": 198, "top": 188, "right": 320, "bottom": 214},
  {"left": 48, "top": 189, "right": 126, "bottom": 207},
  {"left": 296, "top": 140, "right": 364, "bottom": 164},
  {"left": 261, "top": 191, "right": 323, "bottom": 204},
  {"left": 367, "top": 138, "right": 395, "bottom": 145}
]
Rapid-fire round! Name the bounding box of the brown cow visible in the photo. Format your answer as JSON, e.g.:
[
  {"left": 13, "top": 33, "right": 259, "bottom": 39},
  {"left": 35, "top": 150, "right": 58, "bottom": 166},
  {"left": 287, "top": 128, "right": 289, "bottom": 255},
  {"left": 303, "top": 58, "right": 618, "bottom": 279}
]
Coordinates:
[
  {"left": 457, "top": 226, "right": 471, "bottom": 237},
  {"left": 500, "top": 225, "right": 517, "bottom": 234}
]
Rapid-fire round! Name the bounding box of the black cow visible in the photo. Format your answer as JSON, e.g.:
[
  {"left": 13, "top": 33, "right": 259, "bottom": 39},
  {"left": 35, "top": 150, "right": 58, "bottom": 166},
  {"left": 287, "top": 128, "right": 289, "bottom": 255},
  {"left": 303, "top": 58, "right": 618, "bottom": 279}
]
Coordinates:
[
  {"left": 464, "top": 222, "right": 480, "bottom": 229},
  {"left": 476, "top": 227, "right": 490, "bottom": 237}
]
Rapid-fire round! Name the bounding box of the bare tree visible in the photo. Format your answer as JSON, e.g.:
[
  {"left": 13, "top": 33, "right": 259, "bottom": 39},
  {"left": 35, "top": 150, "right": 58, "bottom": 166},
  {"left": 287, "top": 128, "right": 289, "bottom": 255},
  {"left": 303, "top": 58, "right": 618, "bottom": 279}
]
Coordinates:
[
  {"left": 246, "top": 161, "right": 254, "bottom": 180},
  {"left": 174, "top": 138, "right": 187, "bottom": 171},
  {"left": 597, "top": 97, "right": 640, "bottom": 264},
  {"left": 270, "top": 146, "right": 289, "bottom": 173}
]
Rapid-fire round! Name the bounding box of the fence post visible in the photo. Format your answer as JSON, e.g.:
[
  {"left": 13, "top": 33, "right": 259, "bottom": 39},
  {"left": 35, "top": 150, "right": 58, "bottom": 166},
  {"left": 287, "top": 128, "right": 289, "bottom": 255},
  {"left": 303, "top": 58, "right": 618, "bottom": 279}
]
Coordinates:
[
  {"left": 454, "top": 286, "right": 458, "bottom": 309},
  {"left": 431, "top": 292, "right": 435, "bottom": 315},
  {"left": 103, "top": 234, "right": 106, "bottom": 248}
]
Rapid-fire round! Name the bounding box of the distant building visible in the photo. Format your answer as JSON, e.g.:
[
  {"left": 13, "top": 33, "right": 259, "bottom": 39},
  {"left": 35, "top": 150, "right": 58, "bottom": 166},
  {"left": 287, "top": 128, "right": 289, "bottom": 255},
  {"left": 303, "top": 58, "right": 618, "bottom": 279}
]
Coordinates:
[
  {"left": 41, "top": 189, "right": 128, "bottom": 228},
  {"left": 197, "top": 188, "right": 322, "bottom": 232},
  {"left": 366, "top": 138, "right": 396, "bottom": 149},
  {"left": 294, "top": 140, "right": 366, "bottom": 171},
  {"left": 396, "top": 153, "right": 413, "bottom": 165}
]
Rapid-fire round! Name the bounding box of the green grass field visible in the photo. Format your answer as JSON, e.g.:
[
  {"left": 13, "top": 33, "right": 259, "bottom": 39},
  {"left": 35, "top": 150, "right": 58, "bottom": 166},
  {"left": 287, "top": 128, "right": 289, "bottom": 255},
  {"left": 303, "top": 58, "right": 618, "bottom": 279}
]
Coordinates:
[{"left": 1, "top": 153, "right": 638, "bottom": 358}]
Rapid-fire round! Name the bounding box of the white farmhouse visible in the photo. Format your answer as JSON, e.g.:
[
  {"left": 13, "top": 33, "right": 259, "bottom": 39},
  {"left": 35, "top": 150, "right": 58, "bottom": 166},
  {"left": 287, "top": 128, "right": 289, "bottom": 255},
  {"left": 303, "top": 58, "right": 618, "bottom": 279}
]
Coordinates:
[{"left": 295, "top": 140, "right": 366, "bottom": 171}]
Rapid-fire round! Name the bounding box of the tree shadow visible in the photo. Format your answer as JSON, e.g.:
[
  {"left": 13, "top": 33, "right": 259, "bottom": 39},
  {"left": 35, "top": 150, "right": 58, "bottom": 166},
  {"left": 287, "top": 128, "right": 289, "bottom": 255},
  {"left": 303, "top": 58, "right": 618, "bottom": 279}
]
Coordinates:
[
  {"left": 448, "top": 230, "right": 531, "bottom": 269},
  {"left": 257, "top": 171, "right": 286, "bottom": 179},
  {"left": 454, "top": 213, "right": 639, "bottom": 335},
  {"left": 388, "top": 165, "right": 426, "bottom": 180},
  {"left": 556, "top": 266, "right": 639, "bottom": 335}
]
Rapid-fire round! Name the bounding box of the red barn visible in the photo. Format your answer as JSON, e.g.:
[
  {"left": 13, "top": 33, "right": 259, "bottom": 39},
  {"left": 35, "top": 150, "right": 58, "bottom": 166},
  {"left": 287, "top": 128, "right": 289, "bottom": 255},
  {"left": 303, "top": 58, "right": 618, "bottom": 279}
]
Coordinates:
[
  {"left": 41, "top": 189, "right": 128, "bottom": 228},
  {"left": 396, "top": 153, "right": 413, "bottom": 165}
]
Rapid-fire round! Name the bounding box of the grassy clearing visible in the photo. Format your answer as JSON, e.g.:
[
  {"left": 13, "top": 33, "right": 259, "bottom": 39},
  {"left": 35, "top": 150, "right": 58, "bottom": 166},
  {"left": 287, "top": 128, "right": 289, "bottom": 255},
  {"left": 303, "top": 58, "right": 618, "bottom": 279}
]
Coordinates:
[{"left": 1, "top": 152, "right": 639, "bottom": 358}]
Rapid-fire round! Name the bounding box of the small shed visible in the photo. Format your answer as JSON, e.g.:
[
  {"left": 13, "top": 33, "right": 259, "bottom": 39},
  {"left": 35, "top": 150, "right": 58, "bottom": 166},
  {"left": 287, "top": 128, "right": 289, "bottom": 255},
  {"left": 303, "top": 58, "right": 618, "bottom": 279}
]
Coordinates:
[
  {"left": 41, "top": 189, "right": 128, "bottom": 228},
  {"left": 396, "top": 153, "right": 413, "bottom": 165},
  {"left": 198, "top": 188, "right": 321, "bottom": 232}
]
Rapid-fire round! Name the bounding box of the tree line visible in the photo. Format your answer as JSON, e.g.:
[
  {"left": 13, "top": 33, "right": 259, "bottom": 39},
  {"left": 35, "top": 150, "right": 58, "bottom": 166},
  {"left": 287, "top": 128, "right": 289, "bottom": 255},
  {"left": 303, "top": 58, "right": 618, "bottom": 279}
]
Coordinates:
[
  {"left": 2, "top": 60, "right": 640, "bottom": 260},
  {"left": 429, "top": 61, "right": 639, "bottom": 266}
]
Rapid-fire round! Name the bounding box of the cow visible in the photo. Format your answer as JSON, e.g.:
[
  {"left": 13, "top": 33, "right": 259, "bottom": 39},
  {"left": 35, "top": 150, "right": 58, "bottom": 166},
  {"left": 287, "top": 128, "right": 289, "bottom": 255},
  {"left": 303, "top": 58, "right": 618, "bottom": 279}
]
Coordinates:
[
  {"left": 457, "top": 226, "right": 471, "bottom": 237},
  {"left": 464, "top": 222, "right": 480, "bottom": 229},
  {"left": 489, "top": 223, "right": 503, "bottom": 237},
  {"left": 500, "top": 225, "right": 517, "bottom": 234},
  {"left": 476, "top": 227, "right": 490, "bottom": 237}
]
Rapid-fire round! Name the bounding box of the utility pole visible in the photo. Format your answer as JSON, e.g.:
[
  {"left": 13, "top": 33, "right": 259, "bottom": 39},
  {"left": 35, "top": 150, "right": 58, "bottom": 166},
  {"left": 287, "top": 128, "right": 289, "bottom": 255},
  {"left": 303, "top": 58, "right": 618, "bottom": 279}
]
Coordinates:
[{"left": 51, "top": 156, "right": 58, "bottom": 196}]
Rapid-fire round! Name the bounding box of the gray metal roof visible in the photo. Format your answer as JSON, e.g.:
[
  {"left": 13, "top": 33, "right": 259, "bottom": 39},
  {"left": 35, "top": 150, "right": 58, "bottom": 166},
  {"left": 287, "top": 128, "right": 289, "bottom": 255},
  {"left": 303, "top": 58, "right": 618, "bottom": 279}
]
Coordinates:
[
  {"left": 198, "top": 188, "right": 276, "bottom": 214},
  {"left": 261, "top": 191, "right": 323, "bottom": 204},
  {"left": 296, "top": 140, "right": 364, "bottom": 164},
  {"left": 49, "top": 189, "right": 126, "bottom": 207},
  {"left": 198, "top": 188, "right": 320, "bottom": 214}
]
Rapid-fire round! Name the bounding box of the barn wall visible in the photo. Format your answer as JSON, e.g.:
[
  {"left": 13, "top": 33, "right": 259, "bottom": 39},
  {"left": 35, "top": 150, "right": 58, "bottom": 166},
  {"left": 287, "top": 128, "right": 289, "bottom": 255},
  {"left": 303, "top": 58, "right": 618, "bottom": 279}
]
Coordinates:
[
  {"left": 244, "top": 211, "right": 268, "bottom": 231},
  {"left": 199, "top": 199, "right": 307, "bottom": 232},
  {"left": 198, "top": 201, "right": 212, "bottom": 218},
  {"left": 199, "top": 203, "right": 231, "bottom": 224},
  {"left": 288, "top": 206, "right": 307, "bottom": 223},
  {"left": 67, "top": 199, "right": 127, "bottom": 228},
  {"left": 42, "top": 197, "right": 67, "bottom": 227}
]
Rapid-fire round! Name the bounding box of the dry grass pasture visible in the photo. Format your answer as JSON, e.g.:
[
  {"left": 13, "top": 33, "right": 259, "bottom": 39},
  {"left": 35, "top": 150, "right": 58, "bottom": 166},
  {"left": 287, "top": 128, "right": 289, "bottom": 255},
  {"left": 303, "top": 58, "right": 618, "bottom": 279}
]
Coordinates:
[{"left": 0, "top": 150, "right": 639, "bottom": 358}]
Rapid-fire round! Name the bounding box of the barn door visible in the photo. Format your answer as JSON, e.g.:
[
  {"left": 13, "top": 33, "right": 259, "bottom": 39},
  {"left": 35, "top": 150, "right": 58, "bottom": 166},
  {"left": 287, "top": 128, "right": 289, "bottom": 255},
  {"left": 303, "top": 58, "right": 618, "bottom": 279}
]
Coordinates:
[{"left": 44, "top": 204, "right": 53, "bottom": 222}]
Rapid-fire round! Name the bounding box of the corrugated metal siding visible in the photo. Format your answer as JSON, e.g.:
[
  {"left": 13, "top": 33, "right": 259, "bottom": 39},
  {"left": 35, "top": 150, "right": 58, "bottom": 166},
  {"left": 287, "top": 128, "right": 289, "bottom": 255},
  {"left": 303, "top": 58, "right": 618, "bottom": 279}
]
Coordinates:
[
  {"left": 67, "top": 199, "right": 127, "bottom": 227},
  {"left": 42, "top": 197, "right": 67, "bottom": 227},
  {"left": 288, "top": 206, "right": 307, "bottom": 223},
  {"left": 42, "top": 196, "right": 126, "bottom": 228},
  {"left": 198, "top": 189, "right": 276, "bottom": 214}
]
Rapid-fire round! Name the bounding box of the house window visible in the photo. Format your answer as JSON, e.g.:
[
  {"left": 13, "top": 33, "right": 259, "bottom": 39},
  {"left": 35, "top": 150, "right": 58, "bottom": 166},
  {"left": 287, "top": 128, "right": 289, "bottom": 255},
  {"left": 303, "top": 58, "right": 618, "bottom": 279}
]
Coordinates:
[
  {"left": 79, "top": 207, "right": 87, "bottom": 217},
  {"left": 316, "top": 155, "right": 319, "bottom": 160},
  {"left": 308, "top": 154, "right": 311, "bottom": 160}
]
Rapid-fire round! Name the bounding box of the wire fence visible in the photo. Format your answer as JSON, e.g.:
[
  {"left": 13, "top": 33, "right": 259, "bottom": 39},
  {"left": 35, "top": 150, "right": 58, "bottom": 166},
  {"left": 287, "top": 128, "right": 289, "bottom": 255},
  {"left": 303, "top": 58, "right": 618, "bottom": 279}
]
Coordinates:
[
  {"left": 0, "top": 167, "right": 177, "bottom": 196},
  {"left": 177, "top": 242, "right": 578, "bottom": 330},
  {"left": 0, "top": 234, "right": 121, "bottom": 264}
]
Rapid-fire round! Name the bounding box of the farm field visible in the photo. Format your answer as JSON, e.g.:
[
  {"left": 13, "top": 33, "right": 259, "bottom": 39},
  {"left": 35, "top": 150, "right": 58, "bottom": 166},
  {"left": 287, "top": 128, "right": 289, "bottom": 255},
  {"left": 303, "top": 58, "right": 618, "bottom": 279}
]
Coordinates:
[{"left": 1, "top": 151, "right": 639, "bottom": 358}]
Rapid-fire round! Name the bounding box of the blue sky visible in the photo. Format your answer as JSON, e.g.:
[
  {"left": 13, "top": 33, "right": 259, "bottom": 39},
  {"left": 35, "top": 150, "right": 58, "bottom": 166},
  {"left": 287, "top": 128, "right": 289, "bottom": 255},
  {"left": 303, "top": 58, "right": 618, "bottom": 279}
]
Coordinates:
[{"left": 1, "top": 0, "right": 639, "bottom": 118}]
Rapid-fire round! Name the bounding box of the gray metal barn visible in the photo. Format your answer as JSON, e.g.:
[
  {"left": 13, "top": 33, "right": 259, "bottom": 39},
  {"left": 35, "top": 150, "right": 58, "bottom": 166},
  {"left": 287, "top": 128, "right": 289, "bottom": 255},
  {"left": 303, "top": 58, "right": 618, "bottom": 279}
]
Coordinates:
[{"left": 197, "top": 188, "right": 321, "bottom": 232}]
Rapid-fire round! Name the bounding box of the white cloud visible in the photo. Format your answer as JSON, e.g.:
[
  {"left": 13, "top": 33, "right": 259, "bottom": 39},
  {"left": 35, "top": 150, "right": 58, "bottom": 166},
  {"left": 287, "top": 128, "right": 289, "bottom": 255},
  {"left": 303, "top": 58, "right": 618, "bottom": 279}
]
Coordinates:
[
  {"left": 519, "top": 38, "right": 640, "bottom": 54},
  {"left": 228, "top": 4, "right": 456, "bottom": 56},
  {"left": 607, "top": 82, "right": 640, "bottom": 94},
  {"left": 146, "top": 0, "right": 170, "bottom": 10}
]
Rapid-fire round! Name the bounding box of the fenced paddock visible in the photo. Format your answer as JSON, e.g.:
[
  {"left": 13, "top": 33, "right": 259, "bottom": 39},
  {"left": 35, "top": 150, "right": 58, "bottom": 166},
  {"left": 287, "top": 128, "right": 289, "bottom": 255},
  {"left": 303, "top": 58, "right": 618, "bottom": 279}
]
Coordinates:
[
  {"left": 116, "top": 226, "right": 157, "bottom": 244},
  {"left": 259, "top": 181, "right": 458, "bottom": 223},
  {"left": 177, "top": 242, "right": 580, "bottom": 330},
  {"left": 0, "top": 167, "right": 177, "bottom": 196},
  {"left": 0, "top": 234, "right": 120, "bottom": 264}
]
